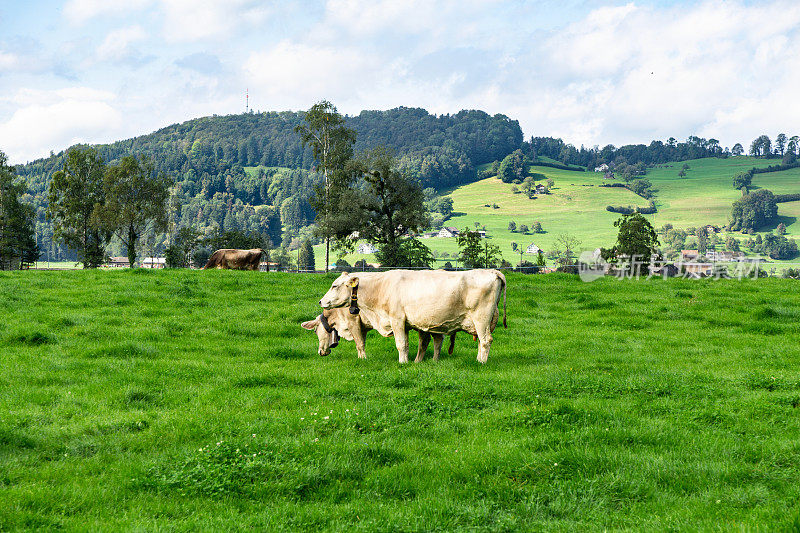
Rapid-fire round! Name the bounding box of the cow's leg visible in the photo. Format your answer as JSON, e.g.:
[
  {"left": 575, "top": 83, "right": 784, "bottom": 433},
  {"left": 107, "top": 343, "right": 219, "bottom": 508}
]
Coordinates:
[
  {"left": 448, "top": 334, "right": 456, "bottom": 356},
  {"left": 414, "top": 331, "right": 431, "bottom": 363},
  {"left": 392, "top": 319, "right": 410, "bottom": 363},
  {"left": 432, "top": 334, "right": 444, "bottom": 361},
  {"left": 475, "top": 319, "right": 494, "bottom": 364},
  {"left": 352, "top": 325, "right": 368, "bottom": 360}
]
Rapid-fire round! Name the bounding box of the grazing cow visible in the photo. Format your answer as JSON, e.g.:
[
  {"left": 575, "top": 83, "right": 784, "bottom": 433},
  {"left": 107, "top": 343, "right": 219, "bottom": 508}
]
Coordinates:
[
  {"left": 318, "top": 269, "right": 506, "bottom": 363},
  {"left": 301, "top": 307, "right": 452, "bottom": 360},
  {"left": 203, "top": 248, "right": 265, "bottom": 270}
]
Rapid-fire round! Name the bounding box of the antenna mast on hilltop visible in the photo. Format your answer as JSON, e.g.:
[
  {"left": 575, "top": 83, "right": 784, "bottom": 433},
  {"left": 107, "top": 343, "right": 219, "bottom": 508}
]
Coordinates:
[{"left": 246, "top": 88, "right": 249, "bottom": 113}]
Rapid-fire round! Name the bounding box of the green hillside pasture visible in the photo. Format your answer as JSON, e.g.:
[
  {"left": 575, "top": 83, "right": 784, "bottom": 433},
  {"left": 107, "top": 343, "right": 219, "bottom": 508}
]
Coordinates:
[
  {"left": 432, "top": 170, "right": 649, "bottom": 262},
  {"left": 644, "top": 157, "right": 790, "bottom": 231},
  {"left": 1, "top": 270, "right": 799, "bottom": 530}
]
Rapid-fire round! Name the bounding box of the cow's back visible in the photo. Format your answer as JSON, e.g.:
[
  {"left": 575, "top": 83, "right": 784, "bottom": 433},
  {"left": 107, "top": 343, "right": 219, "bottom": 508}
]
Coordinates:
[{"left": 363, "top": 269, "right": 502, "bottom": 334}]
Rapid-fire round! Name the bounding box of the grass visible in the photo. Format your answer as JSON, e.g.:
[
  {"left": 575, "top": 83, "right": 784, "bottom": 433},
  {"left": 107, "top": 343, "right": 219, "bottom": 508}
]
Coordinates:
[{"left": 1, "top": 269, "right": 799, "bottom": 530}]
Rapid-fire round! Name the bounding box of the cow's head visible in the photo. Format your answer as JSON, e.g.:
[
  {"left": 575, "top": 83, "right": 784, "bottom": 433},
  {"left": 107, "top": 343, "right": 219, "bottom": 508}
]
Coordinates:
[
  {"left": 319, "top": 273, "right": 359, "bottom": 311},
  {"left": 300, "top": 313, "right": 340, "bottom": 356}
]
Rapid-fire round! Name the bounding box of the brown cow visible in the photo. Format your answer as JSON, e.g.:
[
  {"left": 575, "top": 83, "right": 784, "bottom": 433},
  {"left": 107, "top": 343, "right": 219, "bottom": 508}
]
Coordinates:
[{"left": 203, "top": 248, "right": 265, "bottom": 270}]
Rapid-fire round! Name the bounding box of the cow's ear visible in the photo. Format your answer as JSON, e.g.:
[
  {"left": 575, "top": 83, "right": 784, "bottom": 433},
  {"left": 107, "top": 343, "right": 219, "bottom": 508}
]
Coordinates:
[
  {"left": 349, "top": 276, "right": 359, "bottom": 288},
  {"left": 301, "top": 317, "right": 319, "bottom": 330}
]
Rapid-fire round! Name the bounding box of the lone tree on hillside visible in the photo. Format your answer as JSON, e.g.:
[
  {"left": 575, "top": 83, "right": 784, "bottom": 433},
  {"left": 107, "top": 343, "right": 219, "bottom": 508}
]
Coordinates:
[
  {"left": 730, "top": 189, "right": 778, "bottom": 233},
  {"left": 520, "top": 176, "right": 535, "bottom": 198},
  {"left": 295, "top": 100, "right": 356, "bottom": 272},
  {"left": 732, "top": 171, "right": 752, "bottom": 192},
  {"left": 497, "top": 149, "right": 525, "bottom": 183},
  {"left": 47, "top": 147, "right": 110, "bottom": 268},
  {"left": 99, "top": 155, "right": 171, "bottom": 268},
  {"left": 553, "top": 233, "right": 581, "bottom": 268},
  {"left": 602, "top": 213, "right": 660, "bottom": 267},
  {"left": 732, "top": 143, "right": 744, "bottom": 156}
]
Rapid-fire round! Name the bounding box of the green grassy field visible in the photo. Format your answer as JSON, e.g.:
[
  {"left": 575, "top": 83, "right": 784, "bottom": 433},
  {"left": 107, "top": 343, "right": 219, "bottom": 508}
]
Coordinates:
[
  {"left": 327, "top": 156, "right": 798, "bottom": 268},
  {"left": 2, "top": 270, "right": 799, "bottom": 530}
]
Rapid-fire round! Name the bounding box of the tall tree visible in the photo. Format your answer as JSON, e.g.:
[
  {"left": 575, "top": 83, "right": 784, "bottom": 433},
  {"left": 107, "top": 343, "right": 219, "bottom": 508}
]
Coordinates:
[
  {"left": 0, "top": 150, "right": 38, "bottom": 269},
  {"left": 298, "top": 239, "right": 315, "bottom": 271},
  {"left": 457, "top": 228, "right": 484, "bottom": 268},
  {"left": 730, "top": 189, "right": 778, "bottom": 232},
  {"left": 553, "top": 233, "right": 581, "bottom": 267},
  {"left": 347, "top": 147, "right": 430, "bottom": 267},
  {"left": 603, "top": 213, "right": 660, "bottom": 266},
  {"left": 788, "top": 136, "right": 799, "bottom": 156},
  {"left": 295, "top": 100, "right": 356, "bottom": 272},
  {"left": 696, "top": 226, "right": 709, "bottom": 254},
  {"left": 776, "top": 133, "right": 787, "bottom": 156},
  {"left": 732, "top": 171, "right": 752, "bottom": 192},
  {"left": 100, "top": 155, "right": 171, "bottom": 267},
  {"left": 47, "top": 147, "right": 109, "bottom": 267},
  {"left": 731, "top": 143, "right": 744, "bottom": 156},
  {"left": 749, "top": 135, "right": 772, "bottom": 158}
]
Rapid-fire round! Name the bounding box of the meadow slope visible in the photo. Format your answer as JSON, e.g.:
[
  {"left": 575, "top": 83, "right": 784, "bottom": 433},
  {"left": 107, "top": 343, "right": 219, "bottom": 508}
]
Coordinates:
[
  {"left": 1, "top": 269, "right": 799, "bottom": 530},
  {"left": 327, "top": 156, "right": 799, "bottom": 268}
]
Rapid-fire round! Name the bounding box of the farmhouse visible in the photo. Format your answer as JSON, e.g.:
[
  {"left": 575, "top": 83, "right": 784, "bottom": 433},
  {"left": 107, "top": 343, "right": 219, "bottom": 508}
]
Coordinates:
[
  {"left": 706, "top": 250, "right": 744, "bottom": 261},
  {"left": 683, "top": 262, "right": 714, "bottom": 278},
  {"left": 525, "top": 243, "right": 542, "bottom": 254},
  {"left": 594, "top": 163, "right": 609, "bottom": 172},
  {"left": 141, "top": 257, "right": 166, "bottom": 269},
  {"left": 356, "top": 242, "right": 378, "bottom": 254},
  {"left": 437, "top": 227, "right": 460, "bottom": 238},
  {"left": 681, "top": 249, "right": 700, "bottom": 262},
  {"left": 649, "top": 263, "right": 680, "bottom": 278},
  {"left": 419, "top": 231, "right": 438, "bottom": 239},
  {"left": 106, "top": 257, "right": 130, "bottom": 268}
]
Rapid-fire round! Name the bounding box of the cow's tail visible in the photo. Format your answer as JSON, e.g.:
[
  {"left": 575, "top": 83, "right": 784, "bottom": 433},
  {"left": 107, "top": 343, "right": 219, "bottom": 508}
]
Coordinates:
[
  {"left": 203, "top": 251, "right": 219, "bottom": 270},
  {"left": 497, "top": 270, "right": 507, "bottom": 328}
]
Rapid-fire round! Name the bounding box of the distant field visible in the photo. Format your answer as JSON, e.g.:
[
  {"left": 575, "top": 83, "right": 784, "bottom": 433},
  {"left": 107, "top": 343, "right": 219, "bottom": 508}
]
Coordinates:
[
  {"left": 1, "top": 270, "right": 799, "bottom": 530},
  {"left": 307, "top": 157, "right": 798, "bottom": 268}
]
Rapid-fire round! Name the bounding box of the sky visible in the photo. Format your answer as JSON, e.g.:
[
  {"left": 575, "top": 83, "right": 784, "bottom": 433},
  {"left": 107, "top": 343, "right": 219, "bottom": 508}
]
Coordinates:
[{"left": 1, "top": 0, "right": 799, "bottom": 164}]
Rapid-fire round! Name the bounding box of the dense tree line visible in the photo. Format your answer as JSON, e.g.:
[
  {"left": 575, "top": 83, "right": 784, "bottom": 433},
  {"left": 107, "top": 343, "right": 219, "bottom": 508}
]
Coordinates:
[
  {"left": 0, "top": 150, "right": 38, "bottom": 269},
  {"left": 527, "top": 135, "right": 728, "bottom": 169},
  {"left": 16, "top": 108, "right": 522, "bottom": 259}
]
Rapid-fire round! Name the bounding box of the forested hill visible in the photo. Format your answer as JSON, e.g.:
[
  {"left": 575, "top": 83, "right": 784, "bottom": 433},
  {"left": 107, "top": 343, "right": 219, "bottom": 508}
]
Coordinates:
[
  {"left": 15, "top": 107, "right": 523, "bottom": 261},
  {"left": 18, "top": 107, "right": 522, "bottom": 189}
]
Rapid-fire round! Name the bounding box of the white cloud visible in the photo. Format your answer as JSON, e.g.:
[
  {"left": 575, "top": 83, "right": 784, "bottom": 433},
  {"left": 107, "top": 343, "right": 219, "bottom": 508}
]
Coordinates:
[
  {"left": 0, "top": 51, "right": 20, "bottom": 71},
  {"left": 158, "top": 0, "right": 273, "bottom": 42},
  {"left": 64, "top": 0, "right": 153, "bottom": 25},
  {"left": 96, "top": 25, "right": 147, "bottom": 61},
  {"left": 537, "top": 0, "right": 800, "bottom": 148},
  {"left": 243, "top": 42, "right": 379, "bottom": 108},
  {"left": 0, "top": 88, "right": 122, "bottom": 163},
  {"left": 8, "top": 0, "right": 800, "bottom": 164}
]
